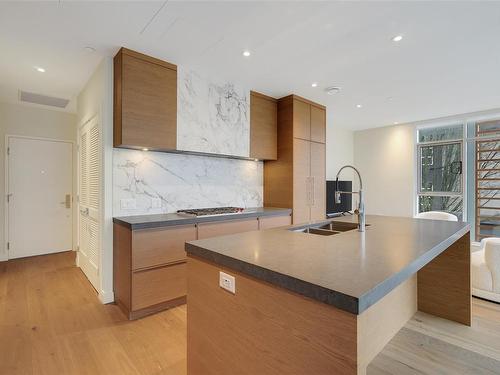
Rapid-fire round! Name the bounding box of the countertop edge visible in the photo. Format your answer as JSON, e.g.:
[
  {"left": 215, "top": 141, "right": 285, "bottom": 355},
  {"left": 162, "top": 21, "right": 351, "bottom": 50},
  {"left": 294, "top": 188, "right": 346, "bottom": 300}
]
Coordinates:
[
  {"left": 185, "top": 242, "right": 360, "bottom": 314},
  {"left": 113, "top": 208, "right": 292, "bottom": 230}
]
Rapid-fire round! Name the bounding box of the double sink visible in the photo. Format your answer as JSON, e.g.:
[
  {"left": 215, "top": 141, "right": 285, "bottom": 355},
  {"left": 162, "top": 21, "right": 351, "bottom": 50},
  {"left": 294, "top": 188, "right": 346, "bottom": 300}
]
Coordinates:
[{"left": 292, "top": 220, "right": 366, "bottom": 236}]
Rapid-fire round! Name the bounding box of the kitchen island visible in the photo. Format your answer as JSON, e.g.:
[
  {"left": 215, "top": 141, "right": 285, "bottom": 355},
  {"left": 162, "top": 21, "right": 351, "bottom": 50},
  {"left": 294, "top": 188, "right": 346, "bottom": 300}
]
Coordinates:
[{"left": 185, "top": 215, "right": 470, "bottom": 375}]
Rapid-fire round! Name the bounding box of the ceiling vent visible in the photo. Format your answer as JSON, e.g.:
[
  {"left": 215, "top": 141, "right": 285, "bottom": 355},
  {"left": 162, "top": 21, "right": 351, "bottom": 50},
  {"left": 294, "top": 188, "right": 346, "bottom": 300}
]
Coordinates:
[{"left": 19, "top": 90, "right": 70, "bottom": 109}]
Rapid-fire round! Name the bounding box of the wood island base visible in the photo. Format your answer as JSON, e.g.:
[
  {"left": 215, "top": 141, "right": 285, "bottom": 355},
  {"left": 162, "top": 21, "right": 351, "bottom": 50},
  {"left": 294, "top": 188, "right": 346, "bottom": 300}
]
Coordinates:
[{"left": 187, "top": 233, "right": 470, "bottom": 375}]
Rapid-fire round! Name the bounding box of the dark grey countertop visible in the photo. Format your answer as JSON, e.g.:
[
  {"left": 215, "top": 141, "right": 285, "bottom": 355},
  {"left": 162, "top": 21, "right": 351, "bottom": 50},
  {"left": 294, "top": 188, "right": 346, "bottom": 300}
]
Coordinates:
[
  {"left": 185, "top": 215, "right": 470, "bottom": 315},
  {"left": 113, "top": 207, "right": 292, "bottom": 230}
]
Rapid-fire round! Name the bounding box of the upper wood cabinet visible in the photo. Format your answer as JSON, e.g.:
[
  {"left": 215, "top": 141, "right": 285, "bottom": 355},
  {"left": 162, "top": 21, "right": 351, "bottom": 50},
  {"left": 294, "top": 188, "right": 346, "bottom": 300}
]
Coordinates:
[
  {"left": 114, "top": 48, "right": 177, "bottom": 151},
  {"left": 310, "top": 105, "right": 326, "bottom": 143},
  {"left": 291, "top": 96, "right": 326, "bottom": 143},
  {"left": 250, "top": 91, "right": 277, "bottom": 160}
]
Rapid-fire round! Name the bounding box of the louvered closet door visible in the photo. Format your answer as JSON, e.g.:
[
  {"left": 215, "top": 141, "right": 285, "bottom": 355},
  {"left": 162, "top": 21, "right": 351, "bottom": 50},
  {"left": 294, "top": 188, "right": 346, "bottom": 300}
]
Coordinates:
[{"left": 78, "top": 116, "right": 100, "bottom": 291}]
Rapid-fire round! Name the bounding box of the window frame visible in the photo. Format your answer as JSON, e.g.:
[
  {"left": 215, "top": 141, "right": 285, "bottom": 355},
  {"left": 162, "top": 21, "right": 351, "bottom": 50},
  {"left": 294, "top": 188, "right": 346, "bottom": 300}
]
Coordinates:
[{"left": 415, "top": 124, "right": 466, "bottom": 220}]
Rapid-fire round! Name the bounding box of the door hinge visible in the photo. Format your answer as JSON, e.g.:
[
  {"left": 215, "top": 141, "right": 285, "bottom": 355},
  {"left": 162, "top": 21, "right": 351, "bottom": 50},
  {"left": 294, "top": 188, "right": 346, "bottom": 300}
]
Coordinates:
[
  {"left": 6, "top": 242, "right": 9, "bottom": 250},
  {"left": 7, "top": 147, "right": 10, "bottom": 156},
  {"left": 7, "top": 194, "right": 11, "bottom": 203}
]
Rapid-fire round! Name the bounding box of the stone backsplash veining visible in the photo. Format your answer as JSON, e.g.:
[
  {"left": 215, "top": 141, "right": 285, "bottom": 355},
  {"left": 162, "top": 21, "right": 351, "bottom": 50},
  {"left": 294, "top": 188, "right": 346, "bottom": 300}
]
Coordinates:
[{"left": 113, "top": 148, "right": 263, "bottom": 216}]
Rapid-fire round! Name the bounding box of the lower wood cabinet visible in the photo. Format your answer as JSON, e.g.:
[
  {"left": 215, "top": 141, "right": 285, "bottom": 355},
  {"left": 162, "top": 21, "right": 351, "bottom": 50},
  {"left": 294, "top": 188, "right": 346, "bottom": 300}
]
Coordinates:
[
  {"left": 258, "top": 215, "right": 292, "bottom": 230},
  {"left": 132, "top": 263, "right": 186, "bottom": 311},
  {"left": 198, "top": 218, "right": 259, "bottom": 239},
  {"left": 113, "top": 212, "right": 291, "bottom": 320}
]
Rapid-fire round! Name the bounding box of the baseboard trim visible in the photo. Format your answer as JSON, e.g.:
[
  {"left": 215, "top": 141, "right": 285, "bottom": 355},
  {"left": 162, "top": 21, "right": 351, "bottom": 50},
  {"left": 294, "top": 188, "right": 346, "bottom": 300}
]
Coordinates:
[
  {"left": 0, "top": 251, "right": 7, "bottom": 262},
  {"left": 99, "top": 289, "right": 115, "bottom": 304}
]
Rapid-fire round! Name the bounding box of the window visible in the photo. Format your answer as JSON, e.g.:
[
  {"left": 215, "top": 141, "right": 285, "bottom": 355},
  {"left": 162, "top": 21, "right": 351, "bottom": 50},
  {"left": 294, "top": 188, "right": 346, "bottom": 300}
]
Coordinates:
[
  {"left": 416, "top": 124, "right": 464, "bottom": 220},
  {"left": 416, "top": 118, "right": 500, "bottom": 242},
  {"left": 472, "top": 120, "right": 500, "bottom": 241}
]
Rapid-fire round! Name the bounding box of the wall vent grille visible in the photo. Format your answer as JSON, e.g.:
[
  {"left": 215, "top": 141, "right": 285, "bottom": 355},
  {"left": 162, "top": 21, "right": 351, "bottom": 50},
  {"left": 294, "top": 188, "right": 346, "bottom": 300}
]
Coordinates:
[{"left": 19, "top": 90, "right": 69, "bottom": 108}]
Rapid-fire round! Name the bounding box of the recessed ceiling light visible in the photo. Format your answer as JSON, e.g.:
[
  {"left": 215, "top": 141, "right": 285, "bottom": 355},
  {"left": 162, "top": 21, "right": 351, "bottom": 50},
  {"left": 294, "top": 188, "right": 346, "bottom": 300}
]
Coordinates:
[
  {"left": 242, "top": 50, "right": 251, "bottom": 57},
  {"left": 325, "top": 86, "right": 341, "bottom": 95},
  {"left": 254, "top": 158, "right": 258, "bottom": 162},
  {"left": 142, "top": 148, "right": 149, "bottom": 152},
  {"left": 311, "top": 82, "right": 318, "bottom": 88},
  {"left": 84, "top": 46, "right": 96, "bottom": 53},
  {"left": 356, "top": 104, "right": 362, "bottom": 108},
  {"left": 394, "top": 122, "right": 399, "bottom": 125},
  {"left": 392, "top": 35, "right": 403, "bottom": 42},
  {"left": 35, "top": 66, "right": 45, "bottom": 73}
]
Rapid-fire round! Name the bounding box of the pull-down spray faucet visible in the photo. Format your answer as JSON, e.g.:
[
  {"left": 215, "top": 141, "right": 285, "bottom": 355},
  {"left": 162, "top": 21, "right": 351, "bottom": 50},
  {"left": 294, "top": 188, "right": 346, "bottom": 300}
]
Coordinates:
[{"left": 335, "top": 165, "right": 365, "bottom": 232}]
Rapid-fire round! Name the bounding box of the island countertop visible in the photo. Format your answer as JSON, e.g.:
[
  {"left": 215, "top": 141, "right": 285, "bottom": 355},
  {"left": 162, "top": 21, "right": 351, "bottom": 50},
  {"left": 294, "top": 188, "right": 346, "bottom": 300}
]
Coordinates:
[{"left": 185, "top": 214, "right": 470, "bottom": 314}]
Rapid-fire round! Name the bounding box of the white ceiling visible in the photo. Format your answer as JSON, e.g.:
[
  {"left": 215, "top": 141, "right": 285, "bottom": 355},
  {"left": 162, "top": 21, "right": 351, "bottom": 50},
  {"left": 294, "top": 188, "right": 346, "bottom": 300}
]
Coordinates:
[{"left": 1, "top": 1, "right": 500, "bottom": 130}]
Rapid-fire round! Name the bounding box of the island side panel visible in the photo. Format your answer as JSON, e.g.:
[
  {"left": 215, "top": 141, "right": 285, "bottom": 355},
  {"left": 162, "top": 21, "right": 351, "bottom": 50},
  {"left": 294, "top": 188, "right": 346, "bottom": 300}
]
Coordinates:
[
  {"left": 417, "top": 231, "right": 471, "bottom": 326},
  {"left": 357, "top": 276, "right": 417, "bottom": 374},
  {"left": 187, "top": 255, "right": 358, "bottom": 375}
]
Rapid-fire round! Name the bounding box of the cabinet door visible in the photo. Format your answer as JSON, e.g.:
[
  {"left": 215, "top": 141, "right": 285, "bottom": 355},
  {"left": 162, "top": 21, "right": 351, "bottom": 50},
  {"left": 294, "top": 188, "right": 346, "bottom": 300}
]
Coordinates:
[
  {"left": 250, "top": 92, "right": 277, "bottom": 160},
  {"left": 258, "top": 215, "right": 292, "bottom": 230},
  {"left": 132, "top": 224, "right": 197, "bottom": 270},
  {"left": 197, "top": 219, "right": 259, "bottom": 239},
  {"left": 293, "top": 138, "right": 311, "bottom": 224},
  {"left": 293, "top": 99, "right": 310, "bottom": 140},
  {"left": 120, "top": 51, "right": 177, "bottom": 150},
  {"left": 131, "top": 262, "right": 186, "bottom": 311},
  {"left": 310, "top": 106, "right": 326, "bottom": 144},
  {"left": 310, "top": 142, "right": 326, "bottom": 221}
]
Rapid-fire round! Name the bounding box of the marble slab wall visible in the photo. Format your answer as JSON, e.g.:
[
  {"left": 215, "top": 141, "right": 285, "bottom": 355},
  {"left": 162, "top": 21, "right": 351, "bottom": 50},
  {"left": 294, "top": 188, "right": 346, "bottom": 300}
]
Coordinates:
[
  {"left": 177, "top": 66, "right": 250, "bottom": 157},
  {"left": 113, "top": 148, "right": 263, "bottom": 217}
]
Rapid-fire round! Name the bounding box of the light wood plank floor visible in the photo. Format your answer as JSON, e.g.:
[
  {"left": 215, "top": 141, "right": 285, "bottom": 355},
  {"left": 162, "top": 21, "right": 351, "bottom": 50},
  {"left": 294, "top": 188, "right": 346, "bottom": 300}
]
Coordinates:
[{"left": 1, "top": 251, "right": 500, "bottom": 375}]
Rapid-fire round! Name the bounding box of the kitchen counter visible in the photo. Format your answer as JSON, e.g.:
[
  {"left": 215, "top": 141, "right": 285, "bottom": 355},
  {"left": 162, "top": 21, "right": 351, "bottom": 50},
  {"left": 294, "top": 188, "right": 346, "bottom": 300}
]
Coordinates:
[
  {"left": 186, "top": 214, "right": 469, "bottom": 314},
  {"left": 186, "top": 215, "right": 471, "bottom": 375},
  {"left": 113, "top": 207, "right": 292, "bottom": 230}
]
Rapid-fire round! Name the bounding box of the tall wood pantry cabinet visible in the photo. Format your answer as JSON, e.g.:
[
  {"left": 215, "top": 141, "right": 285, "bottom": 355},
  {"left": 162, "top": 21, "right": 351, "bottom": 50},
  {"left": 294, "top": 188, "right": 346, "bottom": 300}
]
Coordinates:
[{"left": 264, "top": 95, "right": 326, "bottom": 224}]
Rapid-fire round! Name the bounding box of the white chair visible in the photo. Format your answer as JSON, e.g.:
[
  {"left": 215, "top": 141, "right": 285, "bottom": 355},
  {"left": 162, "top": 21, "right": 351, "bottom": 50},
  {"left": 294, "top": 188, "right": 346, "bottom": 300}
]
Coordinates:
[
  {"left": 415, "top": 211, "right": 458, "bottom": 222},
  {"left": 472, "top": 238, "right": 500, "bottom": 303}
]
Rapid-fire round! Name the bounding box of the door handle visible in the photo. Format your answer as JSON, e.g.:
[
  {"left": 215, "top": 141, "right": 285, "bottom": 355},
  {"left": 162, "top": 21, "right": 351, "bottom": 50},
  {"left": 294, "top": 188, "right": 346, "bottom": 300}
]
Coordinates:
[
  {"left": 60, "top": 194, "right": 71, "bottom": 209},
  {"left": 311, "top": 177, "right": 315, "bottom": 206}
]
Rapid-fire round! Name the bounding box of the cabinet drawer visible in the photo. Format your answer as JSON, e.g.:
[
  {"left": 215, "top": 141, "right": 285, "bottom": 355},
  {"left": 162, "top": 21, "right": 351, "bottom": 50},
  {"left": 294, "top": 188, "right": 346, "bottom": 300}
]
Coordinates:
[
  {"left": 132, "top": 225, "right": 196, "bottom": 270},
  {"left": 197, "top": 218, "right": 259, "bottom": 239},
  {"left": 259, "top": 215, "right": 292, "bottom": 230},
  {"left": 131, "top": 262, "right": 186, "bottom": 311}
]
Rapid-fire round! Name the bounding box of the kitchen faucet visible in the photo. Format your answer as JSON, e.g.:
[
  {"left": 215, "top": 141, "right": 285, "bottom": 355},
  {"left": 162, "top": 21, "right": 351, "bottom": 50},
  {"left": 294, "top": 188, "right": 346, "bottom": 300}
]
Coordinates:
[{"left": 335, "top": 165, "right": 365, "bottom": 232}]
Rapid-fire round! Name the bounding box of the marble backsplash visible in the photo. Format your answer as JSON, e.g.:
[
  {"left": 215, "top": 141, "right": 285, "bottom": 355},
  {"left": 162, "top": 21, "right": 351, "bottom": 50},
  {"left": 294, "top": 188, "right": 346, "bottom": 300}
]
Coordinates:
[
  {"left": 177, "top": 66, "right": 250, "bottom": 157},
  {"left": 113, "top": 148, "right": 263, "bottom": 217}
]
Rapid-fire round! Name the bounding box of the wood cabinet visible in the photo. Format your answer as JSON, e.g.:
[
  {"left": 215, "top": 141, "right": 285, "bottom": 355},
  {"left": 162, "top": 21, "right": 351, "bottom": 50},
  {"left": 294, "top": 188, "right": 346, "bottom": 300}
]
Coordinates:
[
  {"left": 198, "top": 219, "right": 258, "bottom": 239},
  {"left": 114, "top": 223, "right": 195, "bottom": 320},
  {"left": 250, "top": 91, "right": 278, "bottom": 160},
  {"left": 258, "top": 215, "right": 292, "bottom": 230},
  {"left": 113, "top": 47, "right": 177, "bottom": 151},
  {"left": 113, "top": 211, "right": 290, "bottom": 319},
  {"left": 264, "top": 95, "right": 326, "bottom": 224}
]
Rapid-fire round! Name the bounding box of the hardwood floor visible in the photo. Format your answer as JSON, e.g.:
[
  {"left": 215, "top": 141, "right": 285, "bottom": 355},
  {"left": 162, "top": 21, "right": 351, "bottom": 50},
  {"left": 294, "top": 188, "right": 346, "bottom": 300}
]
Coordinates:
[
  {"left": 0, "top": 251, "right": 186, "bottom": 375},
  {"left": 1, "top": 251, "right": 500, "bottom": 375}
]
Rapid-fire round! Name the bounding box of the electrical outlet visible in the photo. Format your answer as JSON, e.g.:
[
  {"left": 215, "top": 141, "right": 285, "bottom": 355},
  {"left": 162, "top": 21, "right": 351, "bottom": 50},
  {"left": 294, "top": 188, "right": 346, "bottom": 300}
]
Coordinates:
[
  {"left": 219, "top": 271, "right": 236, "bottom": 294},
  {"left": 151, "top": 197, "right": 162, "bottom": 209},
  {"left": 120, "top": 198, "right": 136, "bottom": 210}
]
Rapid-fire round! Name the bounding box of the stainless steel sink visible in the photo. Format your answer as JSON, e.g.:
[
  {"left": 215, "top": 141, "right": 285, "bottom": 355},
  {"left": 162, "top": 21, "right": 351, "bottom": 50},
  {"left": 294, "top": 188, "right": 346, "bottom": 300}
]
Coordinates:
[
  {"left": 318, "top": 221, "right": 360, "bottom": 232},
  {"left": 292, "top": 221, "right": 368, "bottom": 236},
  {"left": 296, "top": 227, "right": 339, "bottom": 236}
]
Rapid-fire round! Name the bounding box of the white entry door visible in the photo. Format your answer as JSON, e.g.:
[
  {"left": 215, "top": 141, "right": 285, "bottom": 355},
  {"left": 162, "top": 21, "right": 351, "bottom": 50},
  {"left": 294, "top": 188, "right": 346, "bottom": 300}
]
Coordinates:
[
  {"left": 78, "top": 116, "right": 100, "bottom": 291},
  {"left": 7, "top": 137, "right": 73, "bottom": 259}
]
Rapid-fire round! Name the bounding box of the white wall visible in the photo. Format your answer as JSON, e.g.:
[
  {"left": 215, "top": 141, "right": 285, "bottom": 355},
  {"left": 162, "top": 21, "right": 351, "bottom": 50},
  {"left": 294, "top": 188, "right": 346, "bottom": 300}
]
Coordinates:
[
  {"left": 326, "top": 124, "right": 354, "bottom": 180},
  {"left": 354, "top": 124, "right": 415, "bottom": 217},
  {"left": 77, "top": 58, "right": 114, "bottom": 303},
  {"left": 0, "top": 101, "right": 77, "bottom": 261}
]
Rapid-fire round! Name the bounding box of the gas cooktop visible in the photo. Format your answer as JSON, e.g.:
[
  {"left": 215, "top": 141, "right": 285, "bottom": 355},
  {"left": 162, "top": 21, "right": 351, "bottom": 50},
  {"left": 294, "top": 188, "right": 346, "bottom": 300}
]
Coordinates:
[{"left": 177, "top": 207, "right": 245, "bottom": 217}]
